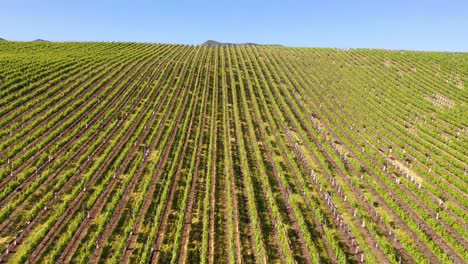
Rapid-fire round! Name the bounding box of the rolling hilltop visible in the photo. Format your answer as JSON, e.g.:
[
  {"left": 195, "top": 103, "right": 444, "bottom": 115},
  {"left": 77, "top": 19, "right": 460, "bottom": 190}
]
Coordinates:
[{"left": 0, "top": 41, "right": 466, "bottom": 263}]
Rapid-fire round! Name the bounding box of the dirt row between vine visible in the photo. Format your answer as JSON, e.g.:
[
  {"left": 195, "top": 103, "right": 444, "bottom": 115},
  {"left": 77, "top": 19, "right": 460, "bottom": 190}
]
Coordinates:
[
  {"left": 0, "top": 53, "right": 157, "bottom": 240},
  {"left": 232, "top": 49, "right": 306, "bottom": 263},
  {"left": 177, "top": 49, "right": 214, "bottom": 263},
  {"left": 0, "top": 47, "right": 163, "bottom": 189},
  {"left": 303, "top": 52, "right": 466, "bottom": 261},
  {"left": 0, "top": 51, "right": 140, "bottom": 190},
  {"left": 281, "top": 50, "right": 450, "bottom": 262},
  {"left": 22, "top": 55, "right": 165, "bottom": 263},
  {"left": 57, "top": 46, "right": 187, "bottom": 263},
  {"left": 150, "top": 48, "right": 206, "bottom": 263},
  {"left": 120, "top": 47, "right": 201, "bottom": 263},
  {"left": 0, "top": 57, "right": 100, "bottom": 128},
  {"left": 328, "top": 50, "right": 466, "bottom": 198},
  {"left": 0, "top": 53, "right": 162, "bottom": 263},
  {"left": 242, "top": 47, "right": 339, "bottom": 263},
  {"left": 223, "top": 52, "right": 260, "bottom": 263}
]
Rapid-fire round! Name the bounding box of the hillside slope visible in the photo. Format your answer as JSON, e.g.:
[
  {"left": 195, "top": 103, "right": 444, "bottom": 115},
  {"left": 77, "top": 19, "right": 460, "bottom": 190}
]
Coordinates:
[{"left": 0, "top": 42, "right": 466, "bottom": 263}]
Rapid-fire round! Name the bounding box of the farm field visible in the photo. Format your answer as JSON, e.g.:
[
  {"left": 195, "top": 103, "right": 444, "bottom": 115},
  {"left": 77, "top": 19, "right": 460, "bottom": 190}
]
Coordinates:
[{"left": 0, "top": 42, "right": 466, "bottom": 263}]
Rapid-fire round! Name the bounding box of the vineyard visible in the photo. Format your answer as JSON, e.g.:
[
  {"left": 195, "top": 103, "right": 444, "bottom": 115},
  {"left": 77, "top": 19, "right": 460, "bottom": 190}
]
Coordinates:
[{"left": 0, "top": 41, "right": 466, "bottom": 263}]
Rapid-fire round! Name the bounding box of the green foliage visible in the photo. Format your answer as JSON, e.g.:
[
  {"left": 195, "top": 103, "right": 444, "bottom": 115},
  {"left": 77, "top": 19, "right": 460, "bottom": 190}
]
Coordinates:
[{"left": 0, "top": 42, "right": 466, "bottom": 264}]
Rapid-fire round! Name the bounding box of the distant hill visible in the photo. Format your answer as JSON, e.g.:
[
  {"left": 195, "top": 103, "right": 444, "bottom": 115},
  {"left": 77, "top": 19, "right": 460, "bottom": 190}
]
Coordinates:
[
  {"left": 33, "top": 39, "right": 49, "bottom": 42},
  {"left": 0, "top": 38, "right": 6, "bottom": 41},
  {"left": 202, "top": 40, "right": 222, "bottom": 46},
  {"left": 202, "top": 40, "right": 281, "bottom": 47}
]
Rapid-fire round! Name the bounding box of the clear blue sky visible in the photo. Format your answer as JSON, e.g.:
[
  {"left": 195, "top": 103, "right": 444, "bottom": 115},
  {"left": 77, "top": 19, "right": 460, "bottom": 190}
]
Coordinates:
[{"left": 1, "top": 0, "right": 467, "bottom": 51}]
